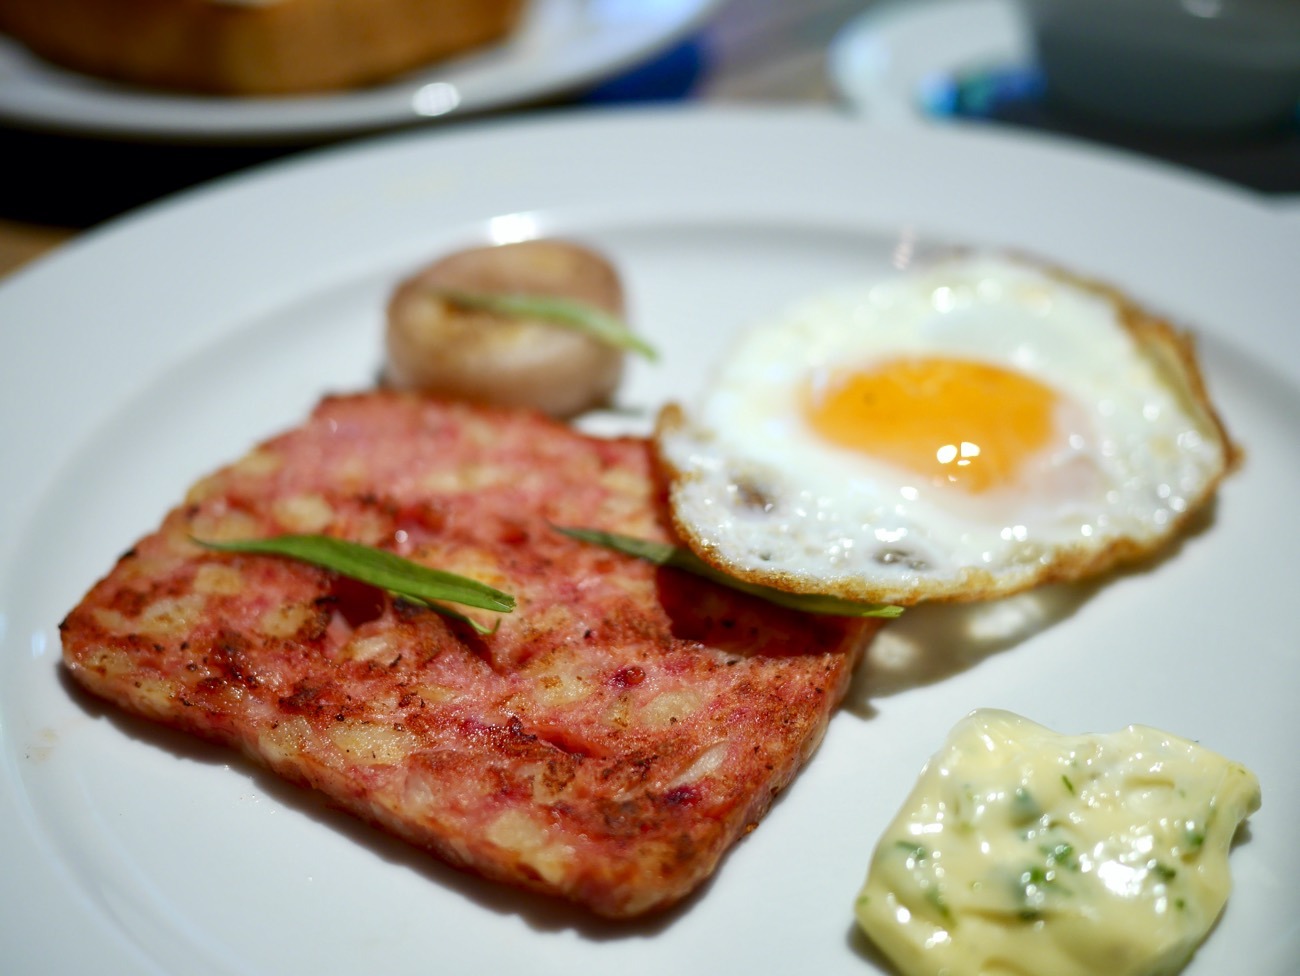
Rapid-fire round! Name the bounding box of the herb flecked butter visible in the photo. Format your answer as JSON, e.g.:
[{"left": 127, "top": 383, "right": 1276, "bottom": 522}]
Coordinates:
[{"left": 855, "top": 709, "right": 1260, "bottom": 976}]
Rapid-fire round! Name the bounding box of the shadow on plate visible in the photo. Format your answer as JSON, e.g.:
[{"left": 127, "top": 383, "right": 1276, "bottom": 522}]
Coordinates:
[
  {"left": 840, "top": 498, "right": 1220, "bottom": 719},
  {"left": 842, "top": 579, "right": 1095, "bottom": 718},
  {"left": 845, "top": 916, "right": 901, "bottom": 971}
]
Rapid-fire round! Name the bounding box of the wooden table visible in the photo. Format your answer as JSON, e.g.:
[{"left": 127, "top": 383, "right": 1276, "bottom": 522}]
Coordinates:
[{"left": 0, "top": 0, "right": 870, "bottom": 281}]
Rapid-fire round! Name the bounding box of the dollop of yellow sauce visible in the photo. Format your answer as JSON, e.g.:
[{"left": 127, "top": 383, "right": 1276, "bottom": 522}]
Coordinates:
[{"left": 855, "top": 709, "right": 1260, "bottom": 976}]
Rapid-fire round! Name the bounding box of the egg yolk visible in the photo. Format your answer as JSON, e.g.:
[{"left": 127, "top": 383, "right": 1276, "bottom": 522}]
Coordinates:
[{"left": 805, "top": 357, "right": 1058, "bottom": 493}]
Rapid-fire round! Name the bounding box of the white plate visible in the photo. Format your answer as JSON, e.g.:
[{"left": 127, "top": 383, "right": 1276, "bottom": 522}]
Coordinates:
[
  {"left": 0, "top": 0, "right": 721, "bottom": 142},
  {"left": 828, "top": 0, "right": 1027, "bottom": 124},
  {"left": 2, "top": 105, "right": 1297, "bottom": 974}
]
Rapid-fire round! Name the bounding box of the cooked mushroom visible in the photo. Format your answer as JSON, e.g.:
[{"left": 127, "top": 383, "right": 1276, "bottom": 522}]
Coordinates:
[{"left": 384, "top": 238, "right": 633, "bottom": 418}]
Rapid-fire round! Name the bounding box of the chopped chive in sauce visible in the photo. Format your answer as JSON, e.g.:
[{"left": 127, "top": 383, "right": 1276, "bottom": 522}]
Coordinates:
[
  {"left": 1021, "top": 866, "right": 1050, "bottom": 887},
  {"left": 895, "top": 841, "right": 929, "bottom": 862},
  {"left": 1151, "top": 862, "right": 1178, "bottom": 882},
  {"left": 1011, "top": 787, "right": 1041, "bottom": 824},
  {"left": 923, "top": 886, "right": 952, "bottom": 920},
  {"left": 1040, "top": 842, "right": 1079, "bottom": 871},
  {"left": 1015, "top": 862, "right": 1072, "bottom": 919}
]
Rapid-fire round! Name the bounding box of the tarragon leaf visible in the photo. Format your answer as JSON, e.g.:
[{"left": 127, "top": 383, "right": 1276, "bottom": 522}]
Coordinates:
[
  {"left": 192, "top": 535, "right": 514, "bottom": 634},
  {"left": 432, "top": 288, "right": 658, "bottom": 361},
  {"left": 554, "top": 526, "right": 903, "bottom": 619}
]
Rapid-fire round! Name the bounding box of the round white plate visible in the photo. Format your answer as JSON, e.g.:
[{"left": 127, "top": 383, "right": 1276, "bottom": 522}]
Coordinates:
[
  {"left": 828, "top": 0, "right": 1027, "bottom": 124},
  {"left": 0, "top": 0, "right": 721, "bottom": 142},
  {"left": 2, "top": 105, "right": 1297, "bottom": 975}
]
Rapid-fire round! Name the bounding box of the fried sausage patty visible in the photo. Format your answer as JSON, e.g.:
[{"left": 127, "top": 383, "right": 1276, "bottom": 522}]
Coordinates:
[{"left": 61, "top": 392, "right": 877, "bottom": 918}]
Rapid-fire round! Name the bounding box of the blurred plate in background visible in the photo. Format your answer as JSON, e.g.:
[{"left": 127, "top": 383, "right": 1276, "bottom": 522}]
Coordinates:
[
  {"left": 0, "top": 0, "right": 723, "bottom": 143},
  {"left": 827, "top": 0, "right": 1300, "bottom": 196}
]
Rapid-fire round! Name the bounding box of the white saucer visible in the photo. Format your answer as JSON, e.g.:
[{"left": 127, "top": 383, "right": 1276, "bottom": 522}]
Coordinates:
[{"left": 828, "top": 0, "right": 1028, "bottom": 124}]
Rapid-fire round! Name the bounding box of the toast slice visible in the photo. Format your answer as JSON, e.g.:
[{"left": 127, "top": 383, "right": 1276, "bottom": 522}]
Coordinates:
[{"left": 0, "top": 0, "right": 524, "bottom": 95}]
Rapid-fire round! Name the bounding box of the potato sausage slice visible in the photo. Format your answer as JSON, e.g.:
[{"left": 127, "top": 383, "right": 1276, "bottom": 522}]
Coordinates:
[{"left": 385, "top": 239, "right": 629, "bottom": 418}]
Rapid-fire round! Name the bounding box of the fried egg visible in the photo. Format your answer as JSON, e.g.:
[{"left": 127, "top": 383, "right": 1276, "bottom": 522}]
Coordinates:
[{"left": 655, "top": 253, "right": 1237, "bottom": 606}]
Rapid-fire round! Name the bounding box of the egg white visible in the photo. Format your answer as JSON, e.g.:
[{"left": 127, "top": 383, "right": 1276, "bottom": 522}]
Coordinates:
[{"left": 656, "top": 253, "right": 1234, "bottom": 605}]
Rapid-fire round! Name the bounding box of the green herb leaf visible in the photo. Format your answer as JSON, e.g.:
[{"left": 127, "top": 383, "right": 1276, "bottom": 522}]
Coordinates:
[
  {"left": 1011, "top": 787, "right": 1041, "bottom": 825},
  {"left": 432, "top": 288, "right": 658, "bottom": 361},
  {"left": 192, "top": 535, "right": 515, "bottom": 634},
  {"left": 895, "top": 841, "right": 929, "bottom": 862},
  {"left": 1150, "top": 862, "right": 1178, "bottom": 882},
  {"left": 553, "top": 526, "right": 903, "bottom": 619},
  {"left": 1039, "top": 842, "right": 1079, "bottom": 872},
  {"left": 924, "top": 886, "right": 953, "bottom": 921}
]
